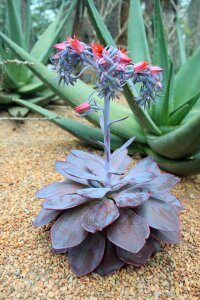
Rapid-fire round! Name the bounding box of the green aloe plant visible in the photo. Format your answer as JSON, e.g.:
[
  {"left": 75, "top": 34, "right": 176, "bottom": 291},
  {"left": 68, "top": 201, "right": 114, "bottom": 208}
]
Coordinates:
[
  {"left": 1, "top": 0, "right": 200, "bottom": 175},
  {"left": 0, "top": 0, "right": 77, "bottom": 117}
]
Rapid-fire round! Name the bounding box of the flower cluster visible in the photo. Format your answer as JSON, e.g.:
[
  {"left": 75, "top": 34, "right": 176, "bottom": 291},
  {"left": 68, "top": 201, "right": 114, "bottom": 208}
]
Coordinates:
[
  {"left": 51, "top": 35, "right": 164, "bottom": 105},
  {"left": 34, "top": 144, "right": 183, "bottom": 277}
]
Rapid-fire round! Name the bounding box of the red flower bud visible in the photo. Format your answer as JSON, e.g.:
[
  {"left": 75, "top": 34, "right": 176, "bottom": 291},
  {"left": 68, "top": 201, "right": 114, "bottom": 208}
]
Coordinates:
[
  {"left": 67, "top": 35, "right": 85, "bottom": 54},
  {"left": 75, "top": 102, "right": 91, "bottom": 113},
  {"left": 53, "top": 42, "right": 67, "bottom": 52},
  {"left": 134, "top": 61, "right": 149, "bottom": 73}
]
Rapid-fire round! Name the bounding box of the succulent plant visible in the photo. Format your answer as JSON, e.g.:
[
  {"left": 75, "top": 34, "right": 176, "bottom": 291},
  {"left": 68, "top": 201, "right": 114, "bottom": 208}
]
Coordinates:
[
  {"left": 33, "top": 37, "right": 183, "bottom": 277},
  {"left": 34, "top": 150, "right": 183, "bottom": 277},
  {"left": 1, "top": 0, "right": 200, "bottom": 175}
]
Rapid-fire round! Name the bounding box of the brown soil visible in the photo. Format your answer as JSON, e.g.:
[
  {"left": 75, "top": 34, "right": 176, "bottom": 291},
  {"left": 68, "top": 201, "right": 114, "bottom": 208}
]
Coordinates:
[{"left": 0, "top": 107, "right": 200, "bottom": 300}]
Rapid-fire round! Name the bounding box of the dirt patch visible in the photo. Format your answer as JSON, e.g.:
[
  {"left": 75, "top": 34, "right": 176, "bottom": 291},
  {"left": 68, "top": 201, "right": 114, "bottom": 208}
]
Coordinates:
[{"left": 0, "top": 108, "right": 199, "bottom": 300}]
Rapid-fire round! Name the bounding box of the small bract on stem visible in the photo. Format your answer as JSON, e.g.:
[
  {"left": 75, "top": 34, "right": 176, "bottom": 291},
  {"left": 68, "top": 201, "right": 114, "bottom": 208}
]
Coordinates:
[{"left": 33, "top": 35, "right": 183, "bottom": 277}]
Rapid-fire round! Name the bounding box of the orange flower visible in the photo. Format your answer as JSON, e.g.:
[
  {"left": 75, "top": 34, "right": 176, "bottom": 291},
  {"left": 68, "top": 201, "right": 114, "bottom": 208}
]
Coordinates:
[
  {"left": 67, "top": 35, "right": 85, "bottom": 54},
  {"left": 53, "top": 42, "right": 67, "bottom": 52},
  {"left": 91, "top": 43, "right": 104, "bottom": 58},
  {"left": 134, "top": 61, "right": 149, "bottom": 73}
]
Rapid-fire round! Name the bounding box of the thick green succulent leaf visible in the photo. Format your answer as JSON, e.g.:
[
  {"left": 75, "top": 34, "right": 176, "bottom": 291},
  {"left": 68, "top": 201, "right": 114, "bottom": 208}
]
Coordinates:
[
  {"left": 4, "top": 0, "right": 28, "bottom": 82},
  {"left": 0, "top": 93, "right": 20, "bottom": 105},
  {"left": 17, "top": 79, "right": 44, "bottom": 95},
  {"left": 6, "top": 0, "right": 25, "bottom": 49},
  {"left": 176, "top": 17, "right": 187, "bottom": 67},
  {"left": 85, "top": 0, "right": 160, "bottom": 136},
  {"left": 147, "top": 113, "right": 200, "bottom": 159},
  {"left": 128, "top": 0, "right": 150, "bottom": 62},
  {"left": 0, "top": 32, "right": 145, "bottom": 143},
  {"left": 145, "top": 148, "right": 200, "bottom": 176},
  {"left": 30, "top": 0, "right": 78, "bottom": 65},
  {"left": 151, "top": 62, "right": 174, "bottom": 125},
  {"left": 24, "top": 0, "right": 31, "bottom": 50},
  {"left": 14, "top": 98, "right": 143, "bottom": 154},
  {"left": 169, "top": 90, "right": 200, "bottom": 126},
  {"left": 174, "top": 46, "right": 200, "bottom": 108},
  {"left": 8, "top": 106, "right": 29, "bottom": 118},
  {"left": 153, "top": 0, "right": 169, "bottom": 86},
  {"left": 85, "top": 0, "right": 115, "bottom": 46}
]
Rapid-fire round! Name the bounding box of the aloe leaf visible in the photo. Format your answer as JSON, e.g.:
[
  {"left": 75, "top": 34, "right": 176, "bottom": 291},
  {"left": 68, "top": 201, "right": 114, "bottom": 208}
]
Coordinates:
[
  {"left": 147, "top": 113, "right": 200, "bottom": 159},
  {"left": 169, "top": 90, "right": 200, "bottom": 125},
  {"left": 174, "top": 46, "right": 200, "bottom": 109},
  {"left": 30, "top": 0, "right": 78, "bottom": 65},
  {"left": 6, "top": 0, "right": 25, "bottom": 48},
  {"left": 176, "top": 17, "right": 187, "bottom": 67},
  {"left": 8, "top": 106, "right": 29, "bottom": 118},
  {"left": 145, "top": 147, "right": 200, "bottom": 176},
  {"left": 0, "top": 32, "right": 146, "bottom": 143},
  {"left": 151, "top": 62, "right": 174, "bottom": 125},
  {"left": 0, "top": 93, "right": 20, "bottom": 105},
  {"left": 85, "top": 0, "right": 115, "bottom": 46},
  {"left": 14, "top": 98, "right": 143, "bottom": 154},
  {"left": 17, "top": 79, "right": 44, "bottom": 95},
  {"left": 85, "top": 0, "right": 161, "bottom": 136},
  {"left": 24, "top": 0, "right": 31, "bottom": 50},
  {"left": 4, "top": 0, "right": 28, "bottom": 82},
  {"left": 127, "top": 0, "right": 150, "bottom": 62},
  {"left": 153, "top": 0, "right": 169, "bottom": 86}
]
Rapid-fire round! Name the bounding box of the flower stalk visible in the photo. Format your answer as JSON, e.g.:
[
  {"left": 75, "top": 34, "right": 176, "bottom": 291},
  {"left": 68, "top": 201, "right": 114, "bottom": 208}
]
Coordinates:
[{"left": 103, "top": 94, "right": 111, "bottom": 187}]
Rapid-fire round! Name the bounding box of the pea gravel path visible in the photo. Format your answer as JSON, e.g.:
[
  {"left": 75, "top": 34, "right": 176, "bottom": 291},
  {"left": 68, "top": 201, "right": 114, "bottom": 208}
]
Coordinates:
[{"left": 0, "top": 108, "right": 200, "bottom": 300}]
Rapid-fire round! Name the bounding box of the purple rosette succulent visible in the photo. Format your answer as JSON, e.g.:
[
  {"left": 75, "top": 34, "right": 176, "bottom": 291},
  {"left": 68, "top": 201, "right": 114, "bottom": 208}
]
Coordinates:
[{"left": 33, "top": 36, "right": 183, "bottom": 277}]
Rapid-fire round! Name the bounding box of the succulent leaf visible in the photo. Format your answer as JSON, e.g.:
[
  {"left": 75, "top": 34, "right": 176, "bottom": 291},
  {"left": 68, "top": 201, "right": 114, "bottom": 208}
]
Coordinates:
[
  {"left": 117, "top": 236, "right": 160, "bottom": 266},
  {"left": 68, "top": 232, "right": 105, "bottom": 277},
  {"left": 95, "top": 241, "right": 124, "bottom": 276},
  {"left": 107, "top": 208, "right": 150, "bottom": 253},
  {"left": 51, "top": 207, "right": 88, "bottom": 249},
  {"left": 81, "top": 200, "right": 120, "bottom": 233},
  {"left": 136, "top": 199, "right": 180, "bottom": 231}
]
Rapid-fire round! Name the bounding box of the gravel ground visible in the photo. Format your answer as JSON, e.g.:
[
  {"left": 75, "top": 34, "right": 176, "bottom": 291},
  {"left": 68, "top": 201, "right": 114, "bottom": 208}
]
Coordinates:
[{"left": 0, "top": 107, "right": 200, "bottom": 300}]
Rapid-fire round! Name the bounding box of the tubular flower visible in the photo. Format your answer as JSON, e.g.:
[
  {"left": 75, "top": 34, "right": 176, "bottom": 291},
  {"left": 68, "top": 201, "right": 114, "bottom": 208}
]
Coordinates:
[
  {"left": 117, "top": 49, "right": 132, "bottom": 65},
  {"left": 91, "top": 42, "right": 104, "bottom": 58},
  {"left": 75, "top": 102, "right": 91, "bottom": 113},
  {"left": 67, "top": 35, "right": 85, "bottom": 54},
  {"left": 53, "top": 42, "right": 68, "bottom": 52},
  {"left": 150, "top": 66, "right": 164, "bottom": 75},
  {"left": 34, "top": 142, "right": 183, "bottom": 277},
  {"left": 134, "top": 61, "right": 149, "bottom": 73}
]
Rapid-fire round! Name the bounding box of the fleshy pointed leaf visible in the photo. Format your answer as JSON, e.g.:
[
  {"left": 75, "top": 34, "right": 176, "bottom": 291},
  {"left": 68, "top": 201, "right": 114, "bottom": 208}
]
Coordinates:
[
  {"left": 113, "top": 192, "right": 149, "bottom": 208},
  {"left": 51, "top": 207, "right": 88, "bottom": 249},
  {"left": 174, "top": 46, "right": 200, "bottom": 108},
  {"left": 36, "top": 181, "right": 82, "bottom": 198},
  {"left": 151, "top": 228, "right": 180, "bottom": 244},
  {"left": 107, "top": 208, "right": 150, "bottom": 253},
  {"left": 117, "top": 237, "right": 160, "bottom": 266},
  {"left": 142, "top": 173, "right": 179, "bottom": 192},
  {"left": 128, "top": 0, "right": 150, "bottom": 61},
  {"left": 33, "top": 208, "right": 60, "bottom": 227},
  {"left": 68, "top": 232, "right": 105, "bottom": 277},
  {"left": 136, "top": 199, "right": 180, "bottom": 231},
  {"left": 81, "top": 200, "right": 119, "bottom": 233},
  {"left": 95, "top": 241, "right": 124, "bottom": 276},
  {"left": 77, "top": 188, "right": 110, "bottom": 198},
  {"left": 43, "top": 194, "right": 92, "bottom": 210}
]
